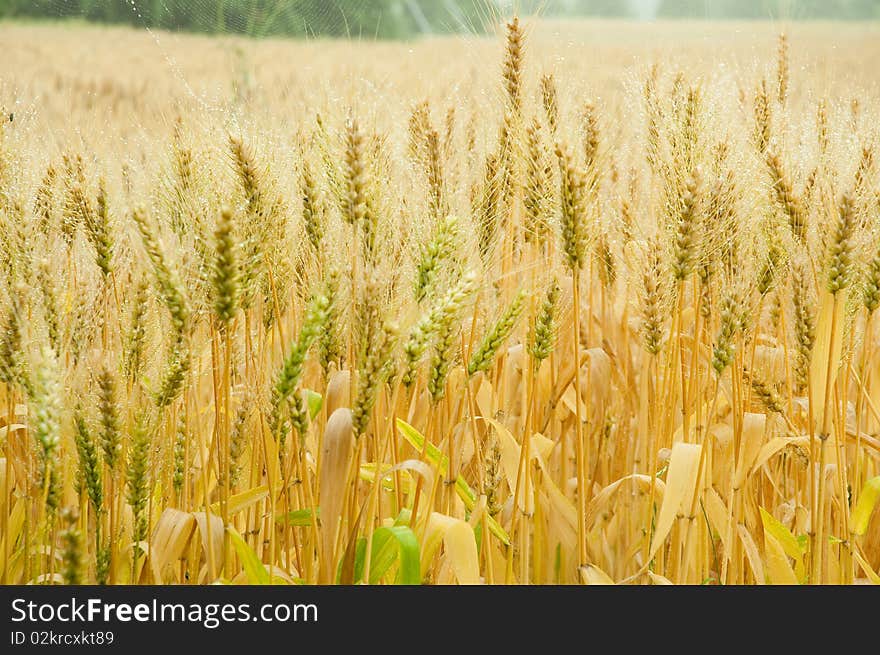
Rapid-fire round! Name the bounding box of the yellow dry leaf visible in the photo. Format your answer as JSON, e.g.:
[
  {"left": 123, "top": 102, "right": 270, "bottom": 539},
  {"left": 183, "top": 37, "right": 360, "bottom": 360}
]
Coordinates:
[
  {"left": 585, "top": 474, "right": 665, "bottom": 530},
  {"left": 760, "top": 507, "right": 803, "bottom": 564},
  {"left": 539, "top": 487, "right": 577, "bottom": 555},
  {"left": 650, "top": 442, "right": 702, "bottom": 560},
  {"left": 737, "top": 525, "right": 765, "bottom": 585},
  {"left": 149, "top": 508, "right": 196, "bottom": 583},
  {"left": 853, "top": 547, "right": 880, "bottom": 584},
  {"left": 705, "top": 488, "right": 731, "bottom": 557},
  {"left": 451, "top": 422, "right": 475, "bottom": 472},
  {"left": 483, "top": 416, "right": 552, "bottom": 513},
  {"left": 559, "top": 382, "right": 586, "bottom": 418},
  {"left": 735, "top": 412, "right": 767, "bottom": 489},
  {"left": 383, "top": 458, "right": 433, "bottom": 494},
  {"left": 647, "top": 571, "right": 674, "bottom": 585},
  {"left": 752, "top": 435, "right": 810, "bottom": 476},
  {"left": 580, "top": 564, "right": 615, "bottom": 585},
  {"left": 443, "top": 520, "right": 481, "bottom": 585},
  {"left": 319, "top": 408, "right": 354, "bottom": 584},
  {"left": 852, "top": 476, "right": 880, "bottom": 536},
  {"left": 325, "top": 369, "right": 350, "bottom": 415},
  {"left": 360, "top": 463, "right": 415, "bottom": 492},
  {"left": 763, "top": 527, "right": 799, "bottom": 585},
  {"left": 210, "top": 485, "right": 268, "bottom": 516},
  {"left": 475, "top": 375, "right": 494, "bottom": 419},
  {"left": 193, "top": 510, "right": 224, "bottom": 581},
  {"left": 425, "top": 513, "right": 480, "bottom": 585}
]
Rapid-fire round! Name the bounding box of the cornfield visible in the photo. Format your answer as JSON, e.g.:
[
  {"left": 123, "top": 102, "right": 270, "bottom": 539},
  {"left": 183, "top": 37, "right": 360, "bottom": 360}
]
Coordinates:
[{"left": 1, "top": 16, "right": 879, "bottom": 586}]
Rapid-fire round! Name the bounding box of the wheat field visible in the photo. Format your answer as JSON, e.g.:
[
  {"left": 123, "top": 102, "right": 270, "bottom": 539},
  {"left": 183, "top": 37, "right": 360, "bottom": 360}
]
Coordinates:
[{"left": 1, "top": 17, "right": 879, "bottom": 585}]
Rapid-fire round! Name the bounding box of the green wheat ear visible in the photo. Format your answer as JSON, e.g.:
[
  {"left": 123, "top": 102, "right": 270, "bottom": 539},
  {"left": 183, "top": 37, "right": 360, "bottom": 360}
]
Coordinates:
[
  {"left": 3, "top": 13, "right": 879, "bottom": 587},
  {"left": 126, "top": 412, "right": 151, "bottom": 546},
  {"left": 212, "top": 206, "right": 239, "bottom": 327},
  {"left": 468, "top": 289, "right": 527, "bottom": 377},
  {"left": 268, "top": 293, "right": 330, "bottom": 445},
  {"left": 530, "top": 280, "right": 560, "bottom": 363}
]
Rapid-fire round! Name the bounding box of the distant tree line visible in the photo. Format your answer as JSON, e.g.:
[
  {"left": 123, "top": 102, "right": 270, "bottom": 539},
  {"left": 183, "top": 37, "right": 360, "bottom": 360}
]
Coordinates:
[
  {"left": 541, "top": 0, "right": 880, "bottom": 20},
  {"left": 652, "top": 0, "right": 880, "bottom": 19},
  {"left": 0, "top": 0, "right": 877, "bottom": 39},
  {"left": 0, "top": 0, "right": 492, "bottom": 38}
]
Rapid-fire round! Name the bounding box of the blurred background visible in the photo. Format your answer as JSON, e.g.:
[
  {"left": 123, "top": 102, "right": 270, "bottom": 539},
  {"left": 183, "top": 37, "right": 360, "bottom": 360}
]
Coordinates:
[
  {"left": 0, "top": 1, "right": 878, "bottom": 39},
  {"left": 2, "top": 0, "right": 877, "bottom": 148}
]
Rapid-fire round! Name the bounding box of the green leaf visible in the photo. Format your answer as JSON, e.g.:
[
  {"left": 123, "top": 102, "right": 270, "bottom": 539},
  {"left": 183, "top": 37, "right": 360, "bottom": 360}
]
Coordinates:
[
  {"left": 368, "top": 526, "right": 421, "bottom": 585},
  {"left": 227, "top": 526, "right": 270, "bottom": 585},
  {"left": 759, "top": 507, "right": 802, "bottom": 559},
  {"left": 852, "top": 476, "right": 880, "bottom": 536},
  {"left": 338, "top": 499, "right": 368, "bottom": 584},
  {"left": 394, "top": 508, "right": 412, "bottom": 526},
  {"left": 397, "top": 418, "right": 448, "bottom": 474},
  {"left": 337, "top": 537, "right": 366, "bottom": 585},
  {"left": 277, "top": 507, "right": 320, "bottom": 527},
  {"left": 473, "top": 519, "right": 483, "bottom": 557},
  {"left": 305, "top": 389, "right": 323, "bottom": 420},
  {"left": 760, "top": 507, "right": 806, "bottom": 583},
  {"left": 396, "top": 418, "right": 510, "bottom": 545}
]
